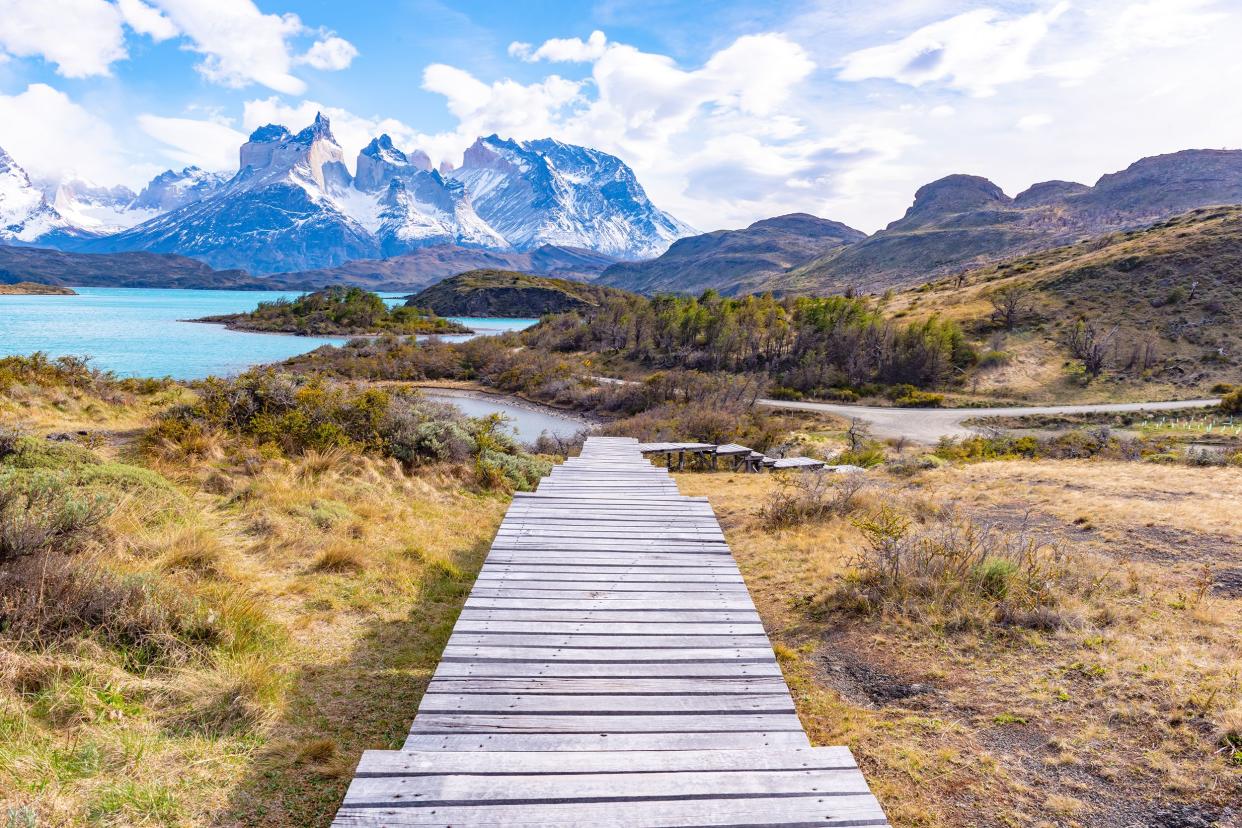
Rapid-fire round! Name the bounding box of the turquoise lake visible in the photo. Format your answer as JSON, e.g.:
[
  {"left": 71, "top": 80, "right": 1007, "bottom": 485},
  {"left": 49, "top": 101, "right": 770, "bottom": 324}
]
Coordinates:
[{"left": 0, "top": 287, "right": 536, "bottom": 380}]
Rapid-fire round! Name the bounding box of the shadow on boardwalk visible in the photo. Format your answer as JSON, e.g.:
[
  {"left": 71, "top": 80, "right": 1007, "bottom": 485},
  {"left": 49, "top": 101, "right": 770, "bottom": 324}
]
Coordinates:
[{"left": 220, "top": 535, "right": 492, "bottom": 827}]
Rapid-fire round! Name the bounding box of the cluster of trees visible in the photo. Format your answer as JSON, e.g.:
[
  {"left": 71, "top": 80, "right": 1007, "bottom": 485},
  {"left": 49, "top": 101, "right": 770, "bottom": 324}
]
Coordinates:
[
  {"left": 200, "top": 287, "right": 469, "bottom": 336},
  {"left": 524, "top": 292, "right": 975, "bottom": 393}
]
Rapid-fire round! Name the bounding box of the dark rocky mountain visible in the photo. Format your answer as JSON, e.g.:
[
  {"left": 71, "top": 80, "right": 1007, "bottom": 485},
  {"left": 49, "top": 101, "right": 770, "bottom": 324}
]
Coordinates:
[
  {"left": 596, "top": 213, "right": 866, "bottom": 295},
  {"left": 406, "top": 269, "right": 632, "bottom": 317},
  {"left": 775, "top": 148, "right": 1242, "bottom": 295},
  {"left": 271, "top": 243, "right": 618, "bottom": 292},
  {"left": 0, "top": 246, "right": 283, "bottom": 289}
]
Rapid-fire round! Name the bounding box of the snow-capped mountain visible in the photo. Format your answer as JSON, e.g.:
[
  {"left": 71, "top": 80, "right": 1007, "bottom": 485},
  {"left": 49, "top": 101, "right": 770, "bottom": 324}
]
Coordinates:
[
  {"left": 0, "top": 146, "right": 70, "bottom": 242},
  {"left": 131, "top": 167, "right": 229, "bottom": 212},
  {"left": 83, "top": 114, "right": 377, "bottom": 273},
  {"left": 450, "top": 135, "right": 693, "bottom": 259},
  {"left": 7, "top": 114, "right": 692, "bottom": 273},
  {"left": 350, "top": 134, "right": 508, "bottom": 255},
  {"left": 46, "top": 178, "right": 157, "bottom": 234}
]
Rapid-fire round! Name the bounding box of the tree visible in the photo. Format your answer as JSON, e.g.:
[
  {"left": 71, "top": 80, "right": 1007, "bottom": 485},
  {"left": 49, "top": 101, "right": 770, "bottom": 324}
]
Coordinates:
[
  {"left": 987, "top": 284, "right": 1034, "bottom": 330},
  {"left": 1066, "top": 318, "right": 1118, "bottom": 378}
]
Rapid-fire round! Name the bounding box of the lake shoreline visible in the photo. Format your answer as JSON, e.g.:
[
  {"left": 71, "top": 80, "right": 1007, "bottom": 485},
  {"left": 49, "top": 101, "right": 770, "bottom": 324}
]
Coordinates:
[
  {"left": 181, "top": 318, "right": 476, "bottom": 338},
  {"left": 411, "top": 382, "right": 599, "bottom": 431}
]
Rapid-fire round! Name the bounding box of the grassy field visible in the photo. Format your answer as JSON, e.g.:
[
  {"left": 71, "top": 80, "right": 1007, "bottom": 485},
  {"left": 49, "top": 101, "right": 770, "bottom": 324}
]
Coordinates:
[
  {"left": 676, "top": 462, "right": 1241, "bottom": 827},
  {"left": 0, "top": 361, "right": 514, "bottom": 827}
]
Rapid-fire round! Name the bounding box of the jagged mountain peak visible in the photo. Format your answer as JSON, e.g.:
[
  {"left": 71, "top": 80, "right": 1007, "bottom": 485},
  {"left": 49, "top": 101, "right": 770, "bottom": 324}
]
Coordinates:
[
  {"left": 293, "top": 111, "right": 335, "bottom": 145},
  {"left": 451, "top": 134, "right": 692, "bottom": 259},
  {"left": 247, "top": 124, "right": 292, "bottom": 144}
]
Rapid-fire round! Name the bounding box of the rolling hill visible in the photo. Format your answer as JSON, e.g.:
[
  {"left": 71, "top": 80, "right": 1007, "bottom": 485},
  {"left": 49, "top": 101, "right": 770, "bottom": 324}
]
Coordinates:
[
  {"left": 883, "top": 205, "right": 1242, "bottom": 401},
  {"left": 596, "top": 213, "right": 866, "bottom": 295},
  {"left": 406, "top": 270, "right": 633, "bottom": 317}
]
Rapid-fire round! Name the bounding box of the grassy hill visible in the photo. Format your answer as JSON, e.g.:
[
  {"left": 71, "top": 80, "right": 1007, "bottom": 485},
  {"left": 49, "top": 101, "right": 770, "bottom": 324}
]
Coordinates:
[
  {"left": 405, "top": 269, "right": 632, "bottom": 317},
  {"left": 882, "top": 205, "right": 1242, "bottom": 402},
  {"left": 196, "top": 286, "right": 470, "bottom": 336}
]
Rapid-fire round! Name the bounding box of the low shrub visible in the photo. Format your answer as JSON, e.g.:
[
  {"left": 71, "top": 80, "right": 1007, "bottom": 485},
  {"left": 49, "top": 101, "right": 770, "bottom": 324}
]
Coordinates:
[
  {"left": 147, "top": 370, "right": 543, "bottom": 474},
  {"left": 762, "top": 470, "right": 867, "bottom": 528},
  {"left": 1, "top": 553, "right": 220, "bottom": 667},
  {"left": 825, "top": 500, "right": 1107, "bottom": 630},
  {"left": 0, "top": 470, "right": 105, "bottom": 565},
  {"left": 1221, "top": 388, "right": 1242, "bottom": 415}
]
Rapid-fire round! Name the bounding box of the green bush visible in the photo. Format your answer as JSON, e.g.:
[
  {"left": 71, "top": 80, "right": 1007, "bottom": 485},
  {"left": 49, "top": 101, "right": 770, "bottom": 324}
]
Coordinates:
[{"left": 1221, "top": 388, "right": 1242, "bottom": 415}]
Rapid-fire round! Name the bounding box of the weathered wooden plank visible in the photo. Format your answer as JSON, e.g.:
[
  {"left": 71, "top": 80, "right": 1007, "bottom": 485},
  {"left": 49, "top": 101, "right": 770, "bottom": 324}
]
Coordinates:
[
  {"left": 423, "top": 677, "right": 792, "bottom": 695},
  {"left": 334, "top": 794, "right": 887, "bottom": 827},
  {"left": 457, "top": 608, "right": 765, "bottom": 620},
  {"left": 446, "top": 633, "right": 769, "bottom": 648},
  {"left": 407, "top": 712, "right": 803, "bottom": 734},
  {"left": 401, "top": 731, "right": 812, "bottom": 752},
  {"left": 354, "top": 746, "right": 859, "bottom": 774},
  {"left": 439, "top": 646, "right": 777, "bottom": 662},
  {"left": 450, "top": 621, "right": 767, "bottom": 635},
  {"left": 343, "top": 767, "right": 871, "bottom": 802},
  {"left": 417, "top": 693, "right": 796, "bottom": 714},
  {"left": 429, "top": 661, "right": 784, "bottom": 678}
]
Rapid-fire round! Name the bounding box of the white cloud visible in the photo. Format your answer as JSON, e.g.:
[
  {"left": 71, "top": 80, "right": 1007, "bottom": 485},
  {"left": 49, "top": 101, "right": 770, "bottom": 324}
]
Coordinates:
[
  {"left": 0, "top": 0, "right": 127, "bottom": 78},
  {"left": 1016, "top": 113, "right": 1053, "bottom": 131},
  {"left": 837, "top": 2, "right": 1071, "bottom": 96},
  {"left": 511, "top": 30, "right": 608, "bottom": 63},
  {"left": 411, "top": 31, "right": 837, "bottom": 230},
  {"left": 0, "top": 84, "right": 149, "bottom": 186},
  {"left": 137, "top": 114, "right": 247, "bottom": 171},
  {"left": 149, "top": 0, "right": 308, "bottom": 94},
  {"left": 299, "top": 35, "right": 358, "bottom": 71},
  {"left": 0, "top": 0, "right": 356, "bottom": 94},
  {"left": 116, "top": 0, "right": 177, "bottom": 41}
]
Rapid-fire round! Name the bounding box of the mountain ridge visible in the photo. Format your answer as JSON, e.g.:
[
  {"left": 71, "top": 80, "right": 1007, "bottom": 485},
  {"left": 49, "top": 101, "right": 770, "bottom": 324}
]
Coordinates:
[{"left": 1, "top": 115, "right": 691, "bottom": 274}]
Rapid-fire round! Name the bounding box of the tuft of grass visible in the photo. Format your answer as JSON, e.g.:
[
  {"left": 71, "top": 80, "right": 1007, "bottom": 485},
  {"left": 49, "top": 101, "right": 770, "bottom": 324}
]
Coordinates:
[
  {"left": 165, "top": 655, "right": 286, "bottom": 737},
  {"left": 86, "top": 781, "right": 180, "bottom": 826},
  {"left": 310, "top": 543, "right": 368, "bottom": 574}
]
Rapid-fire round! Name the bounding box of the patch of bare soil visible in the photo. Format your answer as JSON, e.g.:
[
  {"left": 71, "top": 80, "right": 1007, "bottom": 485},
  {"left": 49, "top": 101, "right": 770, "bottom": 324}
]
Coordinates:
[{"left": 811, "top": 633, "right": 935, "bottom": 708}]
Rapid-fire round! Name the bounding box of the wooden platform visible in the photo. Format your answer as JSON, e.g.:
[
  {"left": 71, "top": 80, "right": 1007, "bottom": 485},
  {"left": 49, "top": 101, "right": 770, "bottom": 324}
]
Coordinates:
[{"left": 333, "top": 437, "right": 889, "bottom": 826}]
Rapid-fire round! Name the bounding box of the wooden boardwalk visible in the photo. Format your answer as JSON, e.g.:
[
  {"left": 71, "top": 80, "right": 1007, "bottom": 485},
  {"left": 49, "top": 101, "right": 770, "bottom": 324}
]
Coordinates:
[{"left": 333, "top": 436, "right": 889, "bottom": 826}]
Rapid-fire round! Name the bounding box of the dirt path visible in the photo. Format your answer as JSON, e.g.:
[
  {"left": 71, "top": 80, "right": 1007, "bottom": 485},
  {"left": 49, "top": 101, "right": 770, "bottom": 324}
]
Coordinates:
[{"left": 757, "top": 397, "right": 1221, "bottom": 442}]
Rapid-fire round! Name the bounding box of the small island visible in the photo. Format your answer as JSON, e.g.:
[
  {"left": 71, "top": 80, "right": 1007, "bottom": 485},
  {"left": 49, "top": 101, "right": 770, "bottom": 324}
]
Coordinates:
[
  {"left": 0, "top": 281, "right": 77, "bottom": 295},
  {"left": 406, "top": 269, "right": 631, "bottom": 317},
  {"left": 193, "top": 286, "right": 472, "bottom": 336}
]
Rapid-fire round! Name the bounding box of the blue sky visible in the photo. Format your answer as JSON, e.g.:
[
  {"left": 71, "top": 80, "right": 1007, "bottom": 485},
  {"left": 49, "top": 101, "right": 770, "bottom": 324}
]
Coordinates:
[{"left": 2, "top": 0, "right": 1241, "bottom": 231}]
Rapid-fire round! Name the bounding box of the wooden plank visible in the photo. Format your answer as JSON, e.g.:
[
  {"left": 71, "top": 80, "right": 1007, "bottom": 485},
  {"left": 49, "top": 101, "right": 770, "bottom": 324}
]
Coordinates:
[
  {"left": 450, "top": 621, "right": 767, "bottom": 635},
  {"left": 407, "top": 713, "right": 802, "bottom": 734},
  {"left": 429, "top": 661, "right": 785, "bottom": 678},
  {"left": 402, "top": 731, "right": 812, "bottom": 753},
  {"left": 423, "top": 678, "right": 792, "bottom": 695},
  {"left": 334, "top": 794, "right": 887, "bottom": 827},
  {"left": 446, "top": 634, "right": 769, "bottom": 648},
  {"left": 354, "top": 746, "right": 860, "bottom": 774},
  {"left": 343, "top": 767, "right": 871, "bottom": 801},
  {"left": 416, "top": 693, "right": 796, "bottom": 714}
]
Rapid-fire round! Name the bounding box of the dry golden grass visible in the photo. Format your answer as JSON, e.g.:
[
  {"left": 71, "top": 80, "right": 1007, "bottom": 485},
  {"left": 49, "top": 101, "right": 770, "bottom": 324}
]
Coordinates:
[
  {"left": 1, "top": 397, "right": 509, "bottom": 826},
  {"left": 676, "top": 463, "right": 1242, "bottom": 828}
]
